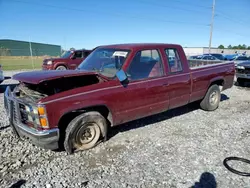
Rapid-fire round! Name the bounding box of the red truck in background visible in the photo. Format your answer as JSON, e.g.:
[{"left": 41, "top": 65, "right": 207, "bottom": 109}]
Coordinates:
[
  {"left": 4, "top": 43, "right": 235, "bottom": 154},
  {"left": 42, "top": 49, "right": 92, "bottom": 70}
]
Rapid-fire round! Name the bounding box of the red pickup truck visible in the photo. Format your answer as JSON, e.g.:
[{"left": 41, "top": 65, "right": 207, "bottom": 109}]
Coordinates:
[
  {"left": 4, "top": 43, "right": 235, "bottom": 154},
  {"left": 42, "top": 49, "right": 92, "bottom": 70}
]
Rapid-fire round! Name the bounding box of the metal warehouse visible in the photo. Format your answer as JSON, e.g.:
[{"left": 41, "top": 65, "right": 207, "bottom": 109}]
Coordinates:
[{"left": 0, "top": 39, "right": 61, "bottom": 56}]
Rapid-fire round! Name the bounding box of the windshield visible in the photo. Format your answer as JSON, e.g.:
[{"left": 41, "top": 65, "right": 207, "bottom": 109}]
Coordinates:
[
  {"left": 61, "top": 51, "right": 72, "bottom": 58},
  {"left": 78, "top": 48, "right": 130, "bottom": 78}
]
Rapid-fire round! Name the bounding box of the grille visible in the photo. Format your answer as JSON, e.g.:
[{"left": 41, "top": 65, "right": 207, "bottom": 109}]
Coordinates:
[
  {"left": 19, "top": 103, "right": 28, "bottom": 124},
  {"left": 12, "top": 102, "right": 18, "bottom": 123},
  {"left": 236, "top": 68, "right": 250, "bottom": 74}
]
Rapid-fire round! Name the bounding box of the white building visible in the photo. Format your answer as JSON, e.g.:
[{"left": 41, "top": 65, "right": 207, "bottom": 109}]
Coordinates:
[{"left": 183, "top": 47, "right": 250, "bottom": 57}]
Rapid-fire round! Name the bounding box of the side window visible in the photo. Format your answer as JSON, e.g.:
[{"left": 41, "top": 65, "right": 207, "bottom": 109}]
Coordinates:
[
  {"left": 127, "top": 49, "right": 163, "bottom": 80},
  {"left": 74, "top": 51, "right": 83, "bottom": 58},
  {"left": 165, "top": 48, "right": 183, "bottom": 73},
  {"left": 83, "top": 51, "right": 91, "bottom": 58}
]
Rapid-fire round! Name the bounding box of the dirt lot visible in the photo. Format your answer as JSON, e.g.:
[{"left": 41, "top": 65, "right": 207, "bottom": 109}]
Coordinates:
[{"left": 1, "top": 71, "right": 250, "bottom": 188}]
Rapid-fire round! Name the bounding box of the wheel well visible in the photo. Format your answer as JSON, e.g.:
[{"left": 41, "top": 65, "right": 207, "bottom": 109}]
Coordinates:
[
  {"left": 57, "top": 105, "right": 113, "bottom": 149},
  {"left": 210, "top": 79, "right": 224, "bottom": 89},
  {"left": 55, "top": 64, "right": 67, "bottom": 69}
]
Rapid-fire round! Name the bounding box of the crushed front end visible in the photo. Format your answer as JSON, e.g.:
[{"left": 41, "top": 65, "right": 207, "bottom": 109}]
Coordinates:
[{"left": 4, "top": 86, "right": 59, "bottom": 150}]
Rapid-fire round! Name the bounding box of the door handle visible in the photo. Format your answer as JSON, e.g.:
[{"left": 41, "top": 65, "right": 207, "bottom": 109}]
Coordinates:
[{"left": 162, "top": 83, "right": 169, "bottom": 86}]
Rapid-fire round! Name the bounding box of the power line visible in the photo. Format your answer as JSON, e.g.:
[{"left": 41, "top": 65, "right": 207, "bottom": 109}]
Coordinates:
[
  {"left": 214, "top": 28, "right": 249, "bottom": 38},
  {"left": 11, "top": 0, "right": 209, "bottom": 26},
  {"left": 136, "top": 0, "right": 210, "bottom": 14},
  {"left": 216, "top": 10, "right": 248, "bottom": 25},
  {"left": 171, "top": 0, "right": 211, "bottom": 9},
  {"left": 216, "top": 13, "right": 247, "bottom": 27}
]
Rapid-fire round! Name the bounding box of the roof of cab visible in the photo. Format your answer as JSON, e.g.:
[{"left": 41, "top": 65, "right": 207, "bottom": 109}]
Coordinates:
[{"left": 97, "top": 43, "right": 182, "bottom": 50}]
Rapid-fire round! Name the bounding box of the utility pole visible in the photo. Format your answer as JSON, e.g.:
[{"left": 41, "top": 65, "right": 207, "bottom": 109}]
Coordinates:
[
  {"left": 209, "top": 0, "right": 216, "bottom": 54},
  {"left": 29, "top": 38, "right": 35, "bottom": 69}
]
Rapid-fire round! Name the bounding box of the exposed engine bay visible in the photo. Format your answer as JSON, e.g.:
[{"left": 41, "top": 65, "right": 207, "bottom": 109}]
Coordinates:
[{"left": 14, "top": 75, "right": 103, "bottom": 102}]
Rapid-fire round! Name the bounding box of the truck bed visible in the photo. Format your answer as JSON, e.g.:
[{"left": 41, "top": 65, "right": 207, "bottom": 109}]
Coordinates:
[
  {"left": 189, "top": 60, "right": 235, "bottom": 103},
  {"left": 188, "top": 59, "right": 231, "bottom": 69}
]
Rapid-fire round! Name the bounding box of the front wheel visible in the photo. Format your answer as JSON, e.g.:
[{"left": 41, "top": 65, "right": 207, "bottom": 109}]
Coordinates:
[
  {"left": 200, "top": 84, "right": 221, "bottom": 111},
  {"left": 56, "top": 65, "right": 67, "bottom": 70},
  {"left": 64, "top": 112, "right": 107, "bottom": 154}
]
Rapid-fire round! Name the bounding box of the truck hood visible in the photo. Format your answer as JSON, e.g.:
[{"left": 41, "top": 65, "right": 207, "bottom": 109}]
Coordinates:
[
  {"left": 13, "top": 70, "right": 98, "bottom": 84},
  {"left": 237, "top": 61, "right": 250, "bottom": 68},
  {"left": 43, "top": 57, "right": 66, "bottom": 62}
]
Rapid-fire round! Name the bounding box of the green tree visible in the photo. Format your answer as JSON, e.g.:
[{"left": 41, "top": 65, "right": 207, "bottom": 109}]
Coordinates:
[
  {"left": 242, "top": 44, "right": 247, "bottom": 49},
  {"left": 228, "top": 45, "right": 232, "bottom": 49},
  {"left": 218, "top": 45, "right": 225, "bottom": 49},
  {"left": 248, "top": 46, "right": 250, "bottom": 50}
]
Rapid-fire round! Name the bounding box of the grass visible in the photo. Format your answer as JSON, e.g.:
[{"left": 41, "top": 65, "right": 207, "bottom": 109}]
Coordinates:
[{"left": 0, "top": 56, "right": 45, "bottom": 70}]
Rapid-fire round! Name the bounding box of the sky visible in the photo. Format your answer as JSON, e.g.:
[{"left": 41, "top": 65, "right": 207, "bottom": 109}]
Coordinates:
[{"left": 1, "top": 0, "right": 250, "bottom": 50}]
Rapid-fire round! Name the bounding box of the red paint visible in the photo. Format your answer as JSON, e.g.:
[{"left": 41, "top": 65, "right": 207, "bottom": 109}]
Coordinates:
[
  {"left": 13, "top": 70, "right": 99, "bottom": 84},
  {"left": 42, "top": 49, "right": 92, "bottom": 70},
  {"left": 13, "top": 43, "right": 235, "bottom": 129}
]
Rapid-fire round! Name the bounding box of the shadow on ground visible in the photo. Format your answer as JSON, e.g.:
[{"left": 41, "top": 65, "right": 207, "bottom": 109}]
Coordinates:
[
  {"left": 108, "top": 94, "right": 229, "bottom": 139},
  {"left": 234, "top": 80, "right": 250, "bottom": 89},
  {"left": 4, "top": 76, "right": 11, "bottom": 80},
  {"left": 9, "top": 179, "right": 26, "bottom": 188},
  {"left": 191, "top": 172, "right": 217, "bottom": 188},
  {"left": 0, "top": 125, "right": 10, "bottom": 131}
]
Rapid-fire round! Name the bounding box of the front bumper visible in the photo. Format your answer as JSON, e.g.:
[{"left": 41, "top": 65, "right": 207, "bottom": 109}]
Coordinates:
[
  {"left": 42, "top": 64, "right": 53, "bottom": 70},
  {"left": 236, "top": 73, "right": 250, "bottom": 79},
  {"left": 4, "top": 86, "right": 59, "bottom": 150}
]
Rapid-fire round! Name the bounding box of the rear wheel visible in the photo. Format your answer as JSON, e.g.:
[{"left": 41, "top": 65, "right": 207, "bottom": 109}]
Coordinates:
[
  {"left": 56, "top": 65, "right": 67, "bottom": 70},
  {"left": 64, "top": 112, "right": 107, "bottom": 154},
  {"left": 200, "top": 84, "right": 221, "bottom": 111}
]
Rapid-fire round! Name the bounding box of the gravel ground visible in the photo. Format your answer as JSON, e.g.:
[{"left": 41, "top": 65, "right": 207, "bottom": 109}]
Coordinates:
[{"left": 1, "top": 71, "right": 250, "bottom": 188}]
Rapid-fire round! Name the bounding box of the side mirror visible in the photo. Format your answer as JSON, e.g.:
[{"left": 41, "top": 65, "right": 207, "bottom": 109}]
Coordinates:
[{"left": 116, "top": 69, "right": 128, "bottom": 83}]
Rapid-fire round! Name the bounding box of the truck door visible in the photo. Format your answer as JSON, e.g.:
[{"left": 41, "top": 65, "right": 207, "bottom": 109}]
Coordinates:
[
  {"left": 115, "top": 49, "right": 170, "bottom": 123},
  {"left": 164, "top": 48, "right": 191, "bottom": 109}
]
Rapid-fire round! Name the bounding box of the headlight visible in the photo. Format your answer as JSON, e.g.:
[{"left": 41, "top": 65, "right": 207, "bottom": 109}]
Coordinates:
[
  {"left": 47, "top": 60, "right": 52, "bottom": 65},
  {"left": 24, "top": 105, "right": 49, "bottom": 128},
  {"left": 237, "top": 66, "right": 245, "bottom": 69}
]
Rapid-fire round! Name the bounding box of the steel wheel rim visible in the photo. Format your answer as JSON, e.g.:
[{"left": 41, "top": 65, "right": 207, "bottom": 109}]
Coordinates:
[
  {"left": 56, "top": 66, "right": 66, "bottom": 70},
  {"left": 209, "top": 91, "right": 218, "bottom": 105},
  {"left": 74, "top": 123, "right": 101, "bottom": 150}
]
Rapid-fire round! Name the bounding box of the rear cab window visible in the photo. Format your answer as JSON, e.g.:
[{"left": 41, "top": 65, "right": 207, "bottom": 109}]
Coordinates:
[
  {"left": 127, "top": 49, "right": 164, "bottom": 81},
  {"left": 165, "top": 48, "right": 183, "bottom": 73},
  {"left": 74, "top": 51, "right": 83, "bottom": 58},
  {"left": 83, "top": 51, "right": 91, "bottom": 58}
]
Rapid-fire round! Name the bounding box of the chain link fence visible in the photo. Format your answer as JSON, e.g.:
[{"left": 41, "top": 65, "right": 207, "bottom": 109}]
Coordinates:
[
  {"left": 0, "top": 40, "right": 61, "bottom": 71},
  {"left": 0, "top": 48, "right": 61, "bottom": 71}
]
